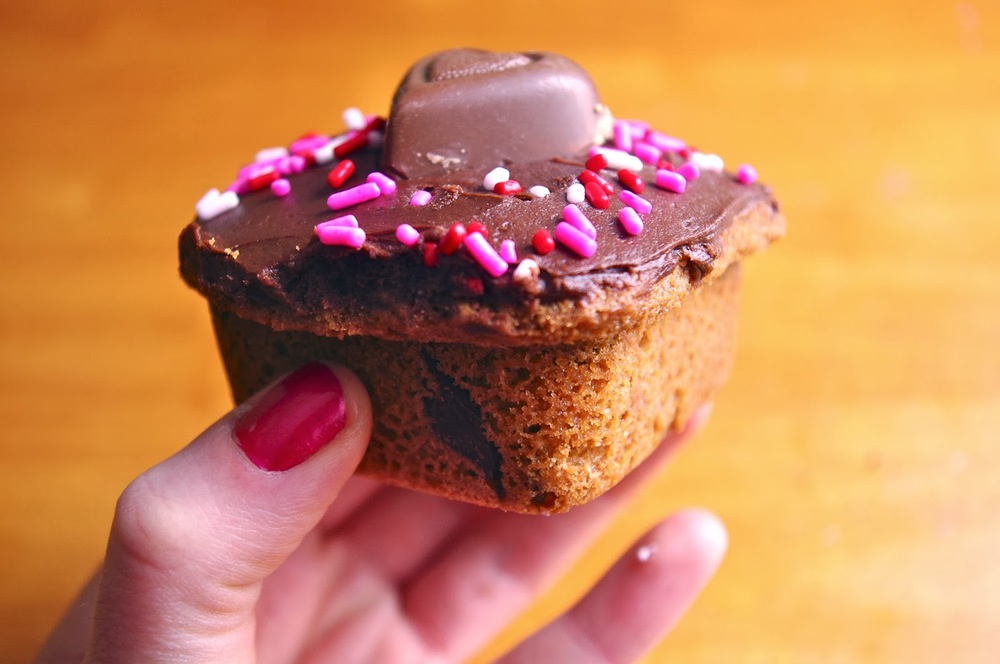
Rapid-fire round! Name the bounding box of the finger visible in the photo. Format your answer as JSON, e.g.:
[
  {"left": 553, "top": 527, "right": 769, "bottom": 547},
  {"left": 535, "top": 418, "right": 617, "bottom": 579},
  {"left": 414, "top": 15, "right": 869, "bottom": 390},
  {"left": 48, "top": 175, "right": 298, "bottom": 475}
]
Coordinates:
[
  {"left": 498, "top": 509, "right": 728, "bottom": 664},
  {"left": 86, "top": 362, "right": 372, "bottom": 663},
  {"left": 316, "top": 475, "right": 385, "bottom": 533},
  {"left": 403, "top": 404, "right": 711, "bottom": 661}
]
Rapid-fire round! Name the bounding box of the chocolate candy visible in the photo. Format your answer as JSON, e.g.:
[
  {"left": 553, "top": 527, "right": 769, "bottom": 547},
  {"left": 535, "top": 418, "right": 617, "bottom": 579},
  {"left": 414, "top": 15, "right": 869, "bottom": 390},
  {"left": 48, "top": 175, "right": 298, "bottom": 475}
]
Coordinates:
[{"left": 382, "top": 49, "right": 607, "bottom": 179}]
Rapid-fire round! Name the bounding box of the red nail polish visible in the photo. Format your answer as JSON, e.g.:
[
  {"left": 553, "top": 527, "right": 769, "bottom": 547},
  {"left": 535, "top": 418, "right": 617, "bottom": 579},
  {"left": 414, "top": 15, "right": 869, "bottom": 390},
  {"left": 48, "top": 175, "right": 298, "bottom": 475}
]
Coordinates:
[{"left": 234, "top": 363, "right": 346, "bottom": 471}]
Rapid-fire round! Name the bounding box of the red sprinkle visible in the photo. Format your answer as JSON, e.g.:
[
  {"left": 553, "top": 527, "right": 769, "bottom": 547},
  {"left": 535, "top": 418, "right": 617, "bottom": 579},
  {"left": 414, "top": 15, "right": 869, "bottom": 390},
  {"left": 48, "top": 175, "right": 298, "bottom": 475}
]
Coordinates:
[
  {"left": 326, "top": 159, "right": 356, "bottom": 189},
  {"left": 532, "top": 228, "right": 555, "bottom": 255},
  {"left": 423, "top": 241, "right": 438, "bottom": 268},
  {"left": 438, "top": 222, "right": 467, "bottom": 256},
  {"left": 493, "top": 180, "right": 523, "bottom": 195},
  {"left": 585, "top": 153, "right": 608, "bottom": 172},
  {"left": 678, "top": 147, "right": 693, "bottom": 160},
  {"left": 333, "top": 131, "right": 367, "bottom": 159},
  {"left": 618, "top": 168, "right": 645, "bottom": 194},
  {"left": 578, "top": 170, "right": 614, "bottom": 195},
  {"left": 584, "top": 181, "right": 611, "bottom": 209},
  {"left": 247, "top": 167, "right": 279, "bottom": 191},
  {"left": 464, "top": 276, "right": 485, "bottom": 296},
  {"left": 467, "top": 221, "right": 488, "bottom": 236},
  {"left": 656, "top": 159, "right": 675, "bottom": 171}
]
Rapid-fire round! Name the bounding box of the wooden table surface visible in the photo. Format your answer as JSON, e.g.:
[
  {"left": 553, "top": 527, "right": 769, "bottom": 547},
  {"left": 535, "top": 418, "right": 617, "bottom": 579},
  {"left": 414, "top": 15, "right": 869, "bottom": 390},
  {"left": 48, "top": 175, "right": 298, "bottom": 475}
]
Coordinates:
[{"left": 2, "top": 1, "right": 998, "bottom": 661}]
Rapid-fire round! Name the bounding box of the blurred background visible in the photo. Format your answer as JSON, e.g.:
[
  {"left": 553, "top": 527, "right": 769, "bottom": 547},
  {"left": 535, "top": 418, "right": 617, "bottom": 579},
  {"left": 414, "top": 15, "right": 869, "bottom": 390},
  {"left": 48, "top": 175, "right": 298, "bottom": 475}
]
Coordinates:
[{"left": 2, "top": 0, "right": 998, "bottom": 661}]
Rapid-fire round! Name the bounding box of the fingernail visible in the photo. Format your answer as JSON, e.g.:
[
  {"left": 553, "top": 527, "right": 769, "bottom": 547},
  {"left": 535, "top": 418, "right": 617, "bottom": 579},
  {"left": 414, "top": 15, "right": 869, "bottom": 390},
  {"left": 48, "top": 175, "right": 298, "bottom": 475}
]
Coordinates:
[{"left": 234, "top": 363, "right": 346, "bottom": 471}]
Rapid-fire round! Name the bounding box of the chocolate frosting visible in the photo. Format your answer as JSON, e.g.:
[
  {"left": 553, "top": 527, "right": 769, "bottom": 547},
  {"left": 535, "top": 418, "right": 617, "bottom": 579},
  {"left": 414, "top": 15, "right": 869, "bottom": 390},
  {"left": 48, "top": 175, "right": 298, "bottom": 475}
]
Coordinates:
[{"left": 179, "top": 49, "right": 780, "bottom": 343}]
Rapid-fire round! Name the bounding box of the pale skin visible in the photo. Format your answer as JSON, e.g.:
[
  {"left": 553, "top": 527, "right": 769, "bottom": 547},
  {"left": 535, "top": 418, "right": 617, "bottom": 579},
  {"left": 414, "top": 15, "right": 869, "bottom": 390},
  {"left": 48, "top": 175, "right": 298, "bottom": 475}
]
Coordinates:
[{"left": 37, "top": 365, "right": 726, "bottom": 663}]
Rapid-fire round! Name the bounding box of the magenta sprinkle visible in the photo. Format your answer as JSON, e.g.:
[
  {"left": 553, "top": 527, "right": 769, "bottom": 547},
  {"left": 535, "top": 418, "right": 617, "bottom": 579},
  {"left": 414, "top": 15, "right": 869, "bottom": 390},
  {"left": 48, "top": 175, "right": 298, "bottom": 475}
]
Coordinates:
[
  {"left": 271, "top": 178, "right": 291, "bottom": 196},
  {"left": 676, "top": 161, "right": 700, "bottom": 182},
  {"left": 499, "top": 239, "right": 517, "bottom": 264},
  {"left": 645, "top": 131, "right": 687, "bottom": 153},
  {"left": 737, "top": 163, "right": 758, "bottom": 184},
  {"left": 464, "top": 232, "right": 509, "bottom": 277},
  {"left": 395, "top": 223, "right": 420, "bottom": 246},
  {"left": 315, "top": 224, "right": 366, "bottom": 248},
  {"left": 562, "top": 204, "right": 597, "bottom": 239},
  {"left": 409, "top": 190, "right": 432, "bottom": 206},
  {"left": 619, "top": 190, "right": 652, "bottom": 215},
  {"left": 366, "top": 171, "right": 397, "bottom": 195},
  {"left": 633, "top": 141, "right": 663, "bottom": 166},
  {"left": 618, "top": 207, "right": 644, "bottom": 236},
  {"left": 626, "top": 119, "right": 649, "bottom": 140},
  {"left": 554, "top": 221, "right": 597, "bottom": 258},
  {"left": 655, "top": 169, "right": 687, "bottom": 193},
  {"left": 613, "top": 120, "right": 634, "bottom": 153},
  {"left": 289, "top": 134, "right": 330, "bottom": 155},
  {"left": 327, "top": 181, "right": 381, "bottom": 210}
]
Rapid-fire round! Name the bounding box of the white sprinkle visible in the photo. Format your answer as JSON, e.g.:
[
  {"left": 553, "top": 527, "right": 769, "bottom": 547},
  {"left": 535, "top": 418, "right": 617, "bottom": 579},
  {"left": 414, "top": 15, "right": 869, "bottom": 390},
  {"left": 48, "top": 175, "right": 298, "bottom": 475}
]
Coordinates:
[
  {"left": 690, "top": 151, "right": 725, "bottom": 173},
  {"left": 512, "top": 258, "right": 540, "bottom": 283},
  {"left": 528, "top": 185, "right": 550, "bottom": 198},
  {"left": 254, "top": 146, "right": 288, "bottom": 163},
  {"left": 566, "top": 182, "right": 586, "bottom": 204},
  {"left": 342, "top": 107, "right": 367, "bottom": 131},
  {"left": 590, "top": 146, "right": 643, "bottom": 173},
  {"left": 636, "top": 544, "right": 656, "bottom": 563},
  {"left": 483, "top": 166, "right": 510, "bottom": 191},
  {"left": 313, "top": 134, "right": 352, "bottom": 164},
  {"left": 195, "top": 188, "right": 239, "bottom": 220}
]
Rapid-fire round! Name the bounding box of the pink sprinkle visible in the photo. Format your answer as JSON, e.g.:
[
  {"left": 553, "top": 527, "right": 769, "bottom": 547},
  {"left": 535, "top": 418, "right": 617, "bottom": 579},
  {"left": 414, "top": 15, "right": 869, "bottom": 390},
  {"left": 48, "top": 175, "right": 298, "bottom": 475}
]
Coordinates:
[
  {"left": 395, "top": 223, "right": 420, "bottom": 246},
  {"left": 464, "top": 232, "right": 509, "bottom": 277},
  {"left": 613, "top": 120, "right": 634, "bottom": 152},
  {"left": 327, "top": 181, "right": 381, "bottom": 210},
  {"left": 499, "top": 239, "right": 517, "bottom": 264},
  {"left": 676, "top": 161, "right": 700, "bottom": 182},
  {"left": 562, "top": 204, "right": 597, "bottom": 239},
  {"left": 645, "top": 131, "right": 687, "bottom": 153},
  {"left": 618, "top": 207, "right": 644, "bottom": 236},
  {"left": 655, "top": 169, "right": 687, "bottom": 193},
  {"left": 619, "top": 190, "right": 652, "bottom": 215},
  {"left": 289, "top": 134, "right": 330, "bottom": 154},
  {"left": 226, "top": 177, "right": 248, "bottom": 194},
  {"left": 366, "top": 171, "right": 397, "bottom": 195},
  {"left": 317, "top": 214, "right": 359, "bottom": 228},
  {"left": 271, "top": 178, "right": 291, "bottom": 196},
  {"left": 633, "top": 141, "right": 663, "bottom": 165},
  {"left": 409, "top": 190, "right": 432, "bottom": 206},
  {"left": 315, "top": 224, "right": 366, "bottom": 248},
  {"left": 276, "top": 155, "right": 307, "bottom": 175},
  {"left": 626, "top": 119, "right": 649, "bottom": 140},
  {"left": 737, "top": 163, "right": 758, "bottom": 184},
  {"left": 554, "top": 222, "right": 597, "bottom": 258}
]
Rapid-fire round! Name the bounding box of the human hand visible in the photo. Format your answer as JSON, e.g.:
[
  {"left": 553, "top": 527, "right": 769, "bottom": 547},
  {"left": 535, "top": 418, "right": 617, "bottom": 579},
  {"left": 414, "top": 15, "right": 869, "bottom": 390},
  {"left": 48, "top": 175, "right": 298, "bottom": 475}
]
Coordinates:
[{"left": 37, "top": 362, "right": 726, "bottom": 663}]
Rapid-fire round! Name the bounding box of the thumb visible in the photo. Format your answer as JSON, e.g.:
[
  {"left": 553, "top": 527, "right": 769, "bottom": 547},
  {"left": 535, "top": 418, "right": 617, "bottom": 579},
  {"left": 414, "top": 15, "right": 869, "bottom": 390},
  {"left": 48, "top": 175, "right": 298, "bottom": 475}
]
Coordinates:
[{"left": 86, "top": 362, "right": 371, "bottom": 663}]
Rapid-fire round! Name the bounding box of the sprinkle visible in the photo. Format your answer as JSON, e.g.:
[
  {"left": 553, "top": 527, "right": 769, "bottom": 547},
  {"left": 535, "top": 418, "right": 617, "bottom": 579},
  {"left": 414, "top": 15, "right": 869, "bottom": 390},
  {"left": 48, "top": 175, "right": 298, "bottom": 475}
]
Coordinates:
[
  {"left": 467, "top": 221, "right": 488, "bottom": 236},
  {"left": 277, "top": 155, "right": 307, "bottom": 175},
  {"left": 499, "top": 239, "right": 517, "bottom": 263},
  {"left": 333, "top": 130, "right": 368, "bottom": 159},
  {"left": 438, "top": 222, "right": 467, "bottom": 255},
  {"left": 633, "top": 141, "right": 663, "bottom": 166},
  {"left": 554, "top": 221, "right": 597, "bottom": 258},
  {"left": 423, "top": 241, "right": 438, "bottom": 267},
  {"left": 584, "top": 181, "right": 610, "bottom": 210},
  {"left": 578, "top": 170, "right": 614, "bottom": 195},
  {"left": 566, "top": 182, "right": 586, "bottom": 204},
  {"left": 528, "top": 185, "right": 550, "bottom": 198},
  {"left": 315, "top": 223, "right": 365, "bottom": 248},
  {"left": 327, "top": 159, "right": 356, "bottom": 189},
  {"left": 289, "top": 133, "right": 330, "bottom": 159},
  {"left": 613, "top": 120, "right": 634, "bottom": 152},
  {"left": 464, "top": 232, "right": 509, "bottom": 277},
  {"left": 619, "top": 189, "right": 652, "bottom": 214},
  {"left": 690, "top": 151, "right": 724, "bottom": 173},
  {"left": 317, "top": 214, "right": 359, "bottom": 228},
  {"left": 656, "top": 159, "right": 675, "bottom": 171},
  {"left": 512, "top": 258, "right": 540, "bottom": 284},
  {"left": 313, "top": 140, "right": 338, "bottom": 164},
  {"left": 463, "top": 276, "right": 485, "bottom": 295},
  {"left": 395, "top": 223, "right": 421, "bottom": 246},
  {"left": 366, "top": 171, "right": 397, "bottom": 195},
  {"left": 247, "top": 165, "right": 279, "bottom": 191},
  {"left": 342, "top": 107, "right": 367, "bottom": 131},
  {"left": 618, "top": 206, "right": 644, "bottom": 235},
  {"left": 644, "top": 131, "right": 686, "bottom": 153},
  {"left": 585, "top": 153, "right": 608, "bottom": 172},
  {"left": 676, "top": 161, "right": 701, "bottom": 182},
  {"left": 255, "top": 146, "right": 288, "bottom": 163},
  {"left": 589, "top": 146, "right": 643, "bottom": 173},
  {"left": 195, "top": 188, "right": 239, "bottom": 220},
  {"left": 270, "top": 178, "right": 291, "bottom": 196},
  {"left": 409, "top": 190, "right": 432, "bottom": 206},
  {"left": 494, "top": 180, "right": 523, "bottom": 195},
  {"left": 737, "top": 163, "right": 758, "bottom": 184},
  {"left": 626, "top": 119, "right": 650, "bottom": 139},
  {"left": 562, "top": 204, "right": 597, "bottom": 238},
  {"left": 618, "top": 168, "right": 645, "bottom": 194},
  {"left": 483, "top": 167, "right": 510, "bottom": 191},
  {"left": 655, "top": 169, "right": 687, "bottom": 193},
  {"left": 532, "top": 229, "right": 555, "bottom": 255},
  {"left": 326, "top": 181, "right": 380, "bottom": 210}
]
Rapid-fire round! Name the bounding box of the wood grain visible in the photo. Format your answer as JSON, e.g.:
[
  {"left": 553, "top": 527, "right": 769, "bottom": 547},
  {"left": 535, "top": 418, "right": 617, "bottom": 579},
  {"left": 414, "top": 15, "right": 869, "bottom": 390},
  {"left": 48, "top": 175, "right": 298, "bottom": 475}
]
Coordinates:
[{"left": 2, "top": 1, "right": 998, "bottom": 661}]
